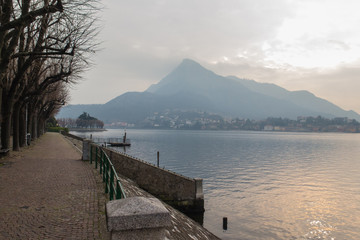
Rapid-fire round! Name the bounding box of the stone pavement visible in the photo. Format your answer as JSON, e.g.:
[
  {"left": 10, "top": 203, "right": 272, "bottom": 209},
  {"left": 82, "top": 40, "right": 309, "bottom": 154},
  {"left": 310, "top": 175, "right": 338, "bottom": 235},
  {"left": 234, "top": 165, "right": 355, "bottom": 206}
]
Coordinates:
[{"left": 0, "top": 133, "right": 109, "bottom": 240}]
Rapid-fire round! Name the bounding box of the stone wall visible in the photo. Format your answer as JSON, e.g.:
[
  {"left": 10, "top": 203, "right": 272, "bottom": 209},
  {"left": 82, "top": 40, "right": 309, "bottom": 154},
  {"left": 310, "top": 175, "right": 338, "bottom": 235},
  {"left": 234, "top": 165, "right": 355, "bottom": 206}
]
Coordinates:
[
  {"left": 62, "top": 132, "right": 84, "bottom": 153},
  {"left": 100, "top": 147, "right": 204, "bottom": 213}
]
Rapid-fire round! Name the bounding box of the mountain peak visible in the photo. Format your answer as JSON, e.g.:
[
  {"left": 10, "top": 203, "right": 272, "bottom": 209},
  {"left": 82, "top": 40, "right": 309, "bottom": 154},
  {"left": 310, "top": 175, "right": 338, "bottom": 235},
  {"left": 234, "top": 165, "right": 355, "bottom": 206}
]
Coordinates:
[
  {"left": 180, "top": 58, "right": 201, "bottom": 66},
  {"left": 174, "top": 58, "right": 209, "bottom": 74},
  {"left": 146, "top": 59, "right": 216, "bottom": 94}
]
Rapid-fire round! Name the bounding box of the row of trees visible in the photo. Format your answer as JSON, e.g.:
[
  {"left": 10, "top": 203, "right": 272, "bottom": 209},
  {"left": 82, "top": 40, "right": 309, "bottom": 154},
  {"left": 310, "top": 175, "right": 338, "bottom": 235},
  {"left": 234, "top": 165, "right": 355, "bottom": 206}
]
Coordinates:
[{"left": 0, "top": 0, "right": 99, "bottom": 150}]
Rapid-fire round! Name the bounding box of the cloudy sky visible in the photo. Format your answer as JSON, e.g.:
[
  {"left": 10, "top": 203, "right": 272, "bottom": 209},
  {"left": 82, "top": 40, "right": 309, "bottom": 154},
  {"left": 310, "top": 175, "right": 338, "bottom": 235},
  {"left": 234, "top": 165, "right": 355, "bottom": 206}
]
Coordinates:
[{"left": 70, "top": 0, "right": 360, "bottom": 113}]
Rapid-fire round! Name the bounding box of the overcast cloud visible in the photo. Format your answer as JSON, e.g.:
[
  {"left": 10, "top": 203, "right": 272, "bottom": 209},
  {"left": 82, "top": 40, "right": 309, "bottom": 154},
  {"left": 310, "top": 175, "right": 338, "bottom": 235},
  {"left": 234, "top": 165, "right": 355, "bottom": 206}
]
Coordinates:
[{"left": 70, "top": 0, "right": 360, "bottom": 113}]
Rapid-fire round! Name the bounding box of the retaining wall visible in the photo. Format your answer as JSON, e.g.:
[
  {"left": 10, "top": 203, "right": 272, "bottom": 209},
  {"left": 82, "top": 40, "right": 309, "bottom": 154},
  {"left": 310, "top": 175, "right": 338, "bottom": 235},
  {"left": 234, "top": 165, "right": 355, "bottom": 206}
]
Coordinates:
[
  {"left": 62, "top": 132, "right": 84, "bottom": 141},
  {"left": 101, "top": 147, "right": 204, "bottom": 213}
]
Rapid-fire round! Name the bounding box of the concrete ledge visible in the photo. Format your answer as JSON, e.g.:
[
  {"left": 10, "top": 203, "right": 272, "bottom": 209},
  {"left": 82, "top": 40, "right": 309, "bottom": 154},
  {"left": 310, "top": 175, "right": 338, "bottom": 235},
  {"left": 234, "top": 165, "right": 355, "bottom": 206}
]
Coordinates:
[
  {"left": 106, "top": 197, "right": 172, "bottom": 240},
  {"left": 195, "top": 178, "right": 204, "bottom": 199}
]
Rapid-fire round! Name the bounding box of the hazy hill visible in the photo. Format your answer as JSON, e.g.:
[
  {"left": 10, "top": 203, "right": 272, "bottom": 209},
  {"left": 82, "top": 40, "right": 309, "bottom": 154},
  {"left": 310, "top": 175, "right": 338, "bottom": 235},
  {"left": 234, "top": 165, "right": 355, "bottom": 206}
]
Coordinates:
[
  {"left": 227, "top": 76, "right": 360, "bottom": 120},
  {"left": 57, "top": 59, "right": 360, "bottom": 122}
]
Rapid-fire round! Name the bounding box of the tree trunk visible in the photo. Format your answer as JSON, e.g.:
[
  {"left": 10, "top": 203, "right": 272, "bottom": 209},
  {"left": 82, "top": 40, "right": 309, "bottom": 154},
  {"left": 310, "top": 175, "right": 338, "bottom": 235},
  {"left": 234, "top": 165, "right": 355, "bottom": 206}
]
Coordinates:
[
  {"left": 37, "top": 118, "right": 44, "bottom": 137},
  {"left": 1, "top": 114, "right": 11, "bottom": 149},
  {"left": 27, "top": 109, "right": 33, "bottom": 141},
  {"left": 31, "top": 113, "right": 38, "bottom": 139},
  {"left": 0, "top": 87, "right": 2, "bottom": 147},
  {"left": 1, "top": 91, "right": 12, "bottom": 149},
  {"left": 19, "top": 105, "right": 26, "bottom": 147},
  {"left": 12, "top": 102, "right": 20, "bottom": 151}
]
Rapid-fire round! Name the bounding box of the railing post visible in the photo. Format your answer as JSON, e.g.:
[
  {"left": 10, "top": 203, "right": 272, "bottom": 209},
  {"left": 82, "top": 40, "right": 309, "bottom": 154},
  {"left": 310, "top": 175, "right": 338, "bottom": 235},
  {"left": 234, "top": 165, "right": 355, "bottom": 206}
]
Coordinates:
[
  {"left": 90, "top": 145, "right": 93, "bottom": 164},
  {"left": 116, "top": 182, "right": 122, "bottom": 199},
  {"left": 109, "top": 169, "right": 114, "bottom": 200},
  {"left": 95, "top": 147, "right": 98, "bottom": 169},
  {"left": 103, "top": 155, "right": 106, "bottom": 183},
  {"left": 100, "top": 150, "right": 103, "bottom": 174},
  {"left": 105, "top": 160, "right": 109, "bottom": 194}
]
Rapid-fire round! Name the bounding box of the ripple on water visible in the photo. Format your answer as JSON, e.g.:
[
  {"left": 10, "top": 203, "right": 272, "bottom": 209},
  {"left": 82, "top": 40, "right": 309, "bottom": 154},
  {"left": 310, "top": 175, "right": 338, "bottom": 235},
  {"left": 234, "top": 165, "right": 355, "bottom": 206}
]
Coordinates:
[{"left": 303, "top": 219, "right": 336, "bottom": 240}]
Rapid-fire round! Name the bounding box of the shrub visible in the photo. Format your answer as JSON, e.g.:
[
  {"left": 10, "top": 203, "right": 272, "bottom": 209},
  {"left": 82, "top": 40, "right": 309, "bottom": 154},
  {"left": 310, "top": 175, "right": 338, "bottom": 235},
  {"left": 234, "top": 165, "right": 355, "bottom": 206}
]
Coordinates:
[{"left": 47, "top": 127, "right": 69, "bottom": 133}]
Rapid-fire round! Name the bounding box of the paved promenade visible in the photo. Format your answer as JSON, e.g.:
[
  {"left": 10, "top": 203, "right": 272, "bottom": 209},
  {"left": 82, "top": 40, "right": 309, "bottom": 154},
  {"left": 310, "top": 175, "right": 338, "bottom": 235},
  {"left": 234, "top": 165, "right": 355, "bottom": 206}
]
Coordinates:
[{"left": 0, "top": 133, "right": 109, "bottom": 240}]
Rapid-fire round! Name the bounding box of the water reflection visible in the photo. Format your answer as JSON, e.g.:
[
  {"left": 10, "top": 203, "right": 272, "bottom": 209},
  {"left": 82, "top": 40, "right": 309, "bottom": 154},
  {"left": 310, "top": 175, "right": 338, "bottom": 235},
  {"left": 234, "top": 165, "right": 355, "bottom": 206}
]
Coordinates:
[{"left": 72, "top": 130, "right": 360, "bottom": 240}]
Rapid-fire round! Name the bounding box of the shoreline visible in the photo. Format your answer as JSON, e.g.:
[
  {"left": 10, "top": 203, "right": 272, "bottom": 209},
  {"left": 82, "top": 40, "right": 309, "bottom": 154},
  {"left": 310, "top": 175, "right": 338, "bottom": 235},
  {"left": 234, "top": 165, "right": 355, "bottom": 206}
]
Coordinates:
[
  {"left": 69, "top": 128, "right": 107, "bottom": 132},
  {"left": 101, "top": 127, "right": 359, "bottom": 134}
]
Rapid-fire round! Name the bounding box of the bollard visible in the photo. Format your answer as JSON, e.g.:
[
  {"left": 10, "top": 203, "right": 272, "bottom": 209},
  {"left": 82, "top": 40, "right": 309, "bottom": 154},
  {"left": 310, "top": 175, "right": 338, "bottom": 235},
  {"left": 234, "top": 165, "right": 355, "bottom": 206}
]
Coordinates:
[
  {"left": 82, "top": 139, "right": 91, "bottom": 161},
  {"left": 223, "top": 217, "right": 228, "bottom": 230}
]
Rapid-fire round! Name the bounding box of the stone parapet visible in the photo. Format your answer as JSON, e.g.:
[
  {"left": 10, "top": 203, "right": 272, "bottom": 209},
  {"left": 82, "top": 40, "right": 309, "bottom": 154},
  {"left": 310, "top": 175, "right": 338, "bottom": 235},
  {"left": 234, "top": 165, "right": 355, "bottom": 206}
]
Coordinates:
[{"left": 106, "top": 197, "right": 172, "bottom": 240}]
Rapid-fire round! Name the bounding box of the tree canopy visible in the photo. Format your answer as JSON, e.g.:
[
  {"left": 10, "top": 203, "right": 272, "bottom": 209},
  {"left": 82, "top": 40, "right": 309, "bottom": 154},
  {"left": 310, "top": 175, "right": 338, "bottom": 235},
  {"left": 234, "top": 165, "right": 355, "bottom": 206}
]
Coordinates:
[
  {"left": 0, "top": 0, "right": 100, "bottom": 150},
  {"left": 75, "top": 112, "right": 104, "bottom": 129}
]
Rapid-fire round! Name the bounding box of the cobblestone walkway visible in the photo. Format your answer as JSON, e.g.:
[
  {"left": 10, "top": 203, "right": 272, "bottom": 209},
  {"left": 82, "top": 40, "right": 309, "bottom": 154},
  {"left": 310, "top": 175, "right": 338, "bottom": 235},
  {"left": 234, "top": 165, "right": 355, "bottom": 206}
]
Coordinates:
[{"left": 0, "top": 133, "right": 109, "bottom": 240}]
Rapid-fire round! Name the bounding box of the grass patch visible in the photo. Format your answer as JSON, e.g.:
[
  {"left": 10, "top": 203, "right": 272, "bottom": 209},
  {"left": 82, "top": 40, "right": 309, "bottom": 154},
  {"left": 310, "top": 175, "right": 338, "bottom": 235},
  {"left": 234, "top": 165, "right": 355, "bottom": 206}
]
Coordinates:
[{"left": 47, "top": 127, "right": 69, "bottom": 133}]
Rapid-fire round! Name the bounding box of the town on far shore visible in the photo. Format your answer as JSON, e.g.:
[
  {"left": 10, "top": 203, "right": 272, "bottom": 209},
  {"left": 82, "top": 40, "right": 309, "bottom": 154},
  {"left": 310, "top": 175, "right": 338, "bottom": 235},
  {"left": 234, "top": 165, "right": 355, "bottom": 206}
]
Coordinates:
[{"left": 57, "top": 110, "right": 360, "bottom": 133}]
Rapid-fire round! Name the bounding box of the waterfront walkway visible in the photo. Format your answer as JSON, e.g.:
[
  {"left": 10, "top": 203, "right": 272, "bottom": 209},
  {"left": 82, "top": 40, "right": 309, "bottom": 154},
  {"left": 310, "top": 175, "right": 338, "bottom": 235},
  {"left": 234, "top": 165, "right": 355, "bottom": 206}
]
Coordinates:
[{"left": 0, "top": 133, "right": 109, "bottom": 239}]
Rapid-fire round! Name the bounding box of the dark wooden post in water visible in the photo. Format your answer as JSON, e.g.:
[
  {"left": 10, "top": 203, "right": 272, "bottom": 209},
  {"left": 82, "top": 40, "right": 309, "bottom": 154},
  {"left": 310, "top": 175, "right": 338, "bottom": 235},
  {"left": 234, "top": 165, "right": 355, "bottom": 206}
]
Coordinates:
[
  {"left": 223, "top": 217, "right": 228, "bottom": 230},
  {"left": 123, "top": 131, "right": 127, "bottom": 143},
  {"left": 157, "top": 151, "right": 160, "bottom": 167}
]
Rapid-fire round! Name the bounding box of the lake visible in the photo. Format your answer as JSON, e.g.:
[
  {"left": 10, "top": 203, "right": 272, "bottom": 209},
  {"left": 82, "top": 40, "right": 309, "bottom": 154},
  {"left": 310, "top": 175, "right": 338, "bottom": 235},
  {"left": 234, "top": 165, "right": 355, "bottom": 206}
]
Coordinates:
[{"left": 71, "top": 129, "right": 360, "bottom": 240}]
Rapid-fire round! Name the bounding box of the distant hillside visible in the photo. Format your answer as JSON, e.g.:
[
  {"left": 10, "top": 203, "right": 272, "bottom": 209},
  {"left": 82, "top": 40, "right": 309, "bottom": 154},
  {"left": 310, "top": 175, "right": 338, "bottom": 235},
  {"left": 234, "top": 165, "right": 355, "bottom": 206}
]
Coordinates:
[
  {"left": 227, "top": 76, "right": 360, "bottom": 120},
  {"left": 57, "top": 59, "right": 360, "bottom": 123},
  {"left": 57, "top": 104, "right": 103, "bottom": 119}
]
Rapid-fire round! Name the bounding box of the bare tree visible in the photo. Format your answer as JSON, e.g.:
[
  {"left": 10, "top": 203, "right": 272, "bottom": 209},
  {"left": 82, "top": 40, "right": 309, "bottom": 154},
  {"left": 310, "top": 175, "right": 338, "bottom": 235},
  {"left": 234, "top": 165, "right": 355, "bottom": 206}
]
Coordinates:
[{"left": 1, "top": 0, "right": 100, "bottom": 150}]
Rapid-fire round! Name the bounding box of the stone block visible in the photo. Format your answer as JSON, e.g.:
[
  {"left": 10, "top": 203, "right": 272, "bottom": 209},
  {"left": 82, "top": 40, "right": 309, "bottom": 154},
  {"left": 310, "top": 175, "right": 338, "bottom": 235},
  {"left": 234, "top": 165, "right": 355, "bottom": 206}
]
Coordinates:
[
  {"left": 82, "top": 139, "right": 91, "bottom": 161},
  {"left": 106, "top": 197, "right": 172, "bottom": 240},
  {"left": 195, "top": 178, "right": 204, "bottom": 199}
]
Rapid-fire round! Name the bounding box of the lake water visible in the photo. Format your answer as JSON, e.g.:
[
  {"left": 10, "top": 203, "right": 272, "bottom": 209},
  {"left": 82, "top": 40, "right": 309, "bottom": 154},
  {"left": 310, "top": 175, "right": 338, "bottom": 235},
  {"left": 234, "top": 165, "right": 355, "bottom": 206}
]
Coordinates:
[{"left": 72, "top": 129, "right": 360, "bottom": 240}]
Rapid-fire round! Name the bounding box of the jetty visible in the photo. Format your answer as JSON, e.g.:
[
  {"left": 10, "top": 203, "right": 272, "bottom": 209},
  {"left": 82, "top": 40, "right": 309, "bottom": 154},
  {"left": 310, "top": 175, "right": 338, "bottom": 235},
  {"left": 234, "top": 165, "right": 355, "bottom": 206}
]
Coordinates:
[
  {"left": 92, "top": 131, "right": 131, "bottom": 147},
  {"left": 0, "top": 132, "right": 219, "bottom": 239},
  {"left": 92, "top": 138, "right": 131, "bottom": 147}
]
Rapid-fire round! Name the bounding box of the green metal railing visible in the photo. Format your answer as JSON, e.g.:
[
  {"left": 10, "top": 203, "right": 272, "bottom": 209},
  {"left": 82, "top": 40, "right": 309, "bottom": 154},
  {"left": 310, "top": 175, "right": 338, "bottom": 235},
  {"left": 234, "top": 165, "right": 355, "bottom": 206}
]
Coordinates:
[{"left": 90, "top": 144, "right": 126, "bottom": 200}]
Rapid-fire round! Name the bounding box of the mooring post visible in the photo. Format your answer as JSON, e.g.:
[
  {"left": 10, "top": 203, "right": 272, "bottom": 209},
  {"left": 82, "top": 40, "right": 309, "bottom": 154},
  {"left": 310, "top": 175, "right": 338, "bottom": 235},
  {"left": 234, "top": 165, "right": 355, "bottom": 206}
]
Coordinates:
[
  {"left": 157, "top": 151, "right": 160, "bottom": 167},
  {"left": 223, "top": 217, "right": 228, "bottom": 230}
]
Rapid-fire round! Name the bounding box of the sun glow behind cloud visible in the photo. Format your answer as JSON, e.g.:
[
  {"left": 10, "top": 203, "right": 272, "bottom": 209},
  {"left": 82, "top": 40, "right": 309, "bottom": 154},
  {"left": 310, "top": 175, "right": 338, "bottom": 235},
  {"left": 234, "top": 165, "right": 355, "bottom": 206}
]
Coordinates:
[{"left": 263, "top": 1, "right": 360, "bottom": 69}]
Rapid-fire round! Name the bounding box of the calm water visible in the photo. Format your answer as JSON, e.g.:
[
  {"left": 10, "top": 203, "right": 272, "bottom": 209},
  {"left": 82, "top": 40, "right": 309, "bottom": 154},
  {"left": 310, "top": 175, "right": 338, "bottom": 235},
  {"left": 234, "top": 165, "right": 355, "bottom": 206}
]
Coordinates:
[{"left": 72, "top": 129, "right": 360, "bottom": 240}]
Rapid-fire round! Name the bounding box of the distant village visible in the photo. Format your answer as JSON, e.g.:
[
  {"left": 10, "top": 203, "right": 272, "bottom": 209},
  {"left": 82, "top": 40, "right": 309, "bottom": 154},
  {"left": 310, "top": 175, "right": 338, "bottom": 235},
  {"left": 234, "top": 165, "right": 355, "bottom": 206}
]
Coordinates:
[{"left": 102, "top": 110, "right": 360, "bottom": 133}]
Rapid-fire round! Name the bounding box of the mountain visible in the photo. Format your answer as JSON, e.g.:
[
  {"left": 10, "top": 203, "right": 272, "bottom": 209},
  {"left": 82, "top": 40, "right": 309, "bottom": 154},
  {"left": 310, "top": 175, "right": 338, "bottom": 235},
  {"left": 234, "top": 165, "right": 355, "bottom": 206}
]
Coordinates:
[
  {"left": 226, "top": 76, "right": 360, "bottom": 120},
  {"left": 57, "top": 59, "right": 360, "bottom": 122}
]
